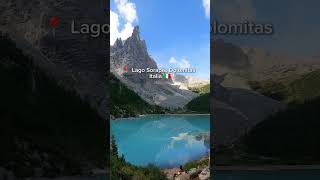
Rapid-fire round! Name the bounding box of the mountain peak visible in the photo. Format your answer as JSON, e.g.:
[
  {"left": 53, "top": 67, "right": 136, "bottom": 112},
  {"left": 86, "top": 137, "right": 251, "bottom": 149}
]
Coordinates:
[
  {"left": 110, "top": 25, "right": 198, "bottom": 109},
  {"left": 132, "top": 26, "right": 140, "bottom": 40},
  {"left": 111, "top": 25, "right": 157, "bottom": 72},
  {"left": 113, "top": 38, "right": 123, "bottom": 49}
]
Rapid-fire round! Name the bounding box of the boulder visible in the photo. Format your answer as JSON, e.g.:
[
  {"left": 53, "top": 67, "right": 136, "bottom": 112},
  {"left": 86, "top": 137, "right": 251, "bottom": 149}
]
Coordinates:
[
  {"left": 188, "top": 168, "right": 202, "bottom": 179},
  {"left": 198, "top": 167, "right": 210, "bottom": 180},
  {"left": 175, "top": 173, "right": 190, "bottom": 180}
]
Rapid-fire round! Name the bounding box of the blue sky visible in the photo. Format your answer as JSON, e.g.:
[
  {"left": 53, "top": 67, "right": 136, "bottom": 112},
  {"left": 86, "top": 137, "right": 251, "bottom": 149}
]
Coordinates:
[
  {"left": 212, "top": 0, "right": 320, "bottom": 58},
  {"left": 111, "top": 0, "right": 210, "bottom": 80}
]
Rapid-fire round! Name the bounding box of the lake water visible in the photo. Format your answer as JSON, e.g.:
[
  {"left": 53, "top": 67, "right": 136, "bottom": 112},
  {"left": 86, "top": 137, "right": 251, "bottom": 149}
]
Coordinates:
[
  {"left": 214, "top": 170, "right": 320, "bottom": 180},
  {"left": 111, "top": 115, "right": 210, "bottom": 168}
]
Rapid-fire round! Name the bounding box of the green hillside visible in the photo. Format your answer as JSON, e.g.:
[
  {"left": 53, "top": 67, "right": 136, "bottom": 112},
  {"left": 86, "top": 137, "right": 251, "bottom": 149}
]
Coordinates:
[
  {"left": 189, "top": 84, "right": 210, "bottom": 95},
  {"left": 110, "top": 74, "right": 165, "bottom": 118},
  {"left": 249, "top": 70, "right": 320, "bottom": 104},
  {"left": 286, "top": 70, "right": 320, "bottom": 103},
  {"left": 0, "top": 34, "right": 107, "bottom": 177},
  {"left": 185, "top": 84, "right": 210, "bottom": 113}
]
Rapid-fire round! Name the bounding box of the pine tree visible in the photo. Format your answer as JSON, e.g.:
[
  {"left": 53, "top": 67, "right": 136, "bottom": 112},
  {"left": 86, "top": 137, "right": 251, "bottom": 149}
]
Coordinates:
[
  {"left": 120, "top": 154, "right": 126, "bottom": 163},
  {"left": 111, "top": 134, "right": 118, "bottom": 158}
]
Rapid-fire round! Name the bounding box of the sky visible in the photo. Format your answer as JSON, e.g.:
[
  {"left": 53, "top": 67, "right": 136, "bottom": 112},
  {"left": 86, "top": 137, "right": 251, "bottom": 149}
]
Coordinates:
[
  {"left": 110, "top": 0, "right": 210, "bottom": 80},
  {"left": 212, "top": 0, "right": 320, "bottom": 58}
]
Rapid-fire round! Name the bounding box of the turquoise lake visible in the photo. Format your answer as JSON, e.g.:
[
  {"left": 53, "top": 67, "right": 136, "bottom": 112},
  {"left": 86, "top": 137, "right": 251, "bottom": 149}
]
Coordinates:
[
  {"left": 214, "top": 170, "right": 320, "bottom": 179},
  {"left": 110, "top": 115, "right": 210, "bottom": 168}
]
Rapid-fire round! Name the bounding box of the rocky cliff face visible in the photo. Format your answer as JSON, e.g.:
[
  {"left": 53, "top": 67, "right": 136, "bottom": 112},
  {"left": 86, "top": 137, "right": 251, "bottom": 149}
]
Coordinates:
[
  {"left": 111, "top": 27, "right": 157, "bottom": 72},
  {"left": 0, "top": 0, "right": 108, "bottom": 118},
  {"left": 110, "top": 26, "right": 198, "bottom": 109}
]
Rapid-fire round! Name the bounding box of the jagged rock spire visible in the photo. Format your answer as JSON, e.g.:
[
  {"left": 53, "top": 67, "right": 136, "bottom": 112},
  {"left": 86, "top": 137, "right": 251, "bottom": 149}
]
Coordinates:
[
  {"left": 132, "top": 26, "right": 140, "bottom": 40},
  {"left": 113, "top": 38, "right": 123, "bottom": 49}
]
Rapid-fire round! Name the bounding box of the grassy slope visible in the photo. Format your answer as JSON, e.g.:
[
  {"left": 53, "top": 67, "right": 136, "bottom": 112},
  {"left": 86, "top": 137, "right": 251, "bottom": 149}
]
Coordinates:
[
  {"left": 183, "top": 157, "right": 210, "bottom": 171},
  {"left": 248, "top": 70, "right": 320, "bottom": 103},
  {"left": 0, "top": 34, "right": 107, "bottom": 176},
  {"left": 185, "top": 84, "right": 210, "bottom": 113},
  {"left": 286, "top": 70, "right": 320, "bottom": 103},
  {"left": 188, "top": 84, "right": 210, "bottom": 95},
  {"left": 110, "top": 74, "right": 165, "bottom": 118}
]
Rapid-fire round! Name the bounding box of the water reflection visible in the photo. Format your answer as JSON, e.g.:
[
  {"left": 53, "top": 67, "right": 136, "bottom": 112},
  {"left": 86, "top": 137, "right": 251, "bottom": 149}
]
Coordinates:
[{"left": 111, "top": 115, "right": 210, "bottom": 167}]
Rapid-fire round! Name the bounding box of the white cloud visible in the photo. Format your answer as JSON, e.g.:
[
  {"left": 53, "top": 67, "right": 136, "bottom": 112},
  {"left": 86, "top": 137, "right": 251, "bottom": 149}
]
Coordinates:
[
  {"left": 202, "top": 0, "right": 210, "bottom": 18},
  {"left": 169, "top": 57, "right": 191, "bottom": 68},
  {"left": 115, "top": 0, "right": 137, "bottom": 23},
  {"left": 120, "top": 22, "right": 135, "bottom": 40},
  {"left": 110, "top": 0, "right": 138, "bottom": 45},
  {"left": 179, "top": 59, "right": 191, "bottom": 68},
  {"left": 110, "top": 10, "right": 120, "bottom": 45},
  {"left": 169, "top": 57, "right": 177, "bottom": 64}
]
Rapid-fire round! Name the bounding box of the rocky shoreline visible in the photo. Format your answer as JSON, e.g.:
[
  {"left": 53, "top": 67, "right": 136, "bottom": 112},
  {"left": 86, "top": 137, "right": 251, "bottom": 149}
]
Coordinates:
[
  {"left": 162, "top": 156, "right": 210, "bottom": 180},
  {"left": 163, "top": 164, "right": 210, "bottom": 180}
]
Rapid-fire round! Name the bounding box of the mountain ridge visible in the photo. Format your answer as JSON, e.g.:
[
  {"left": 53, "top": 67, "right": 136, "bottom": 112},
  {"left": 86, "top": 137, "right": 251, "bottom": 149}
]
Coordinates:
[{"left": 110, "top": 26, "right": 198, "bottom": 109}]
